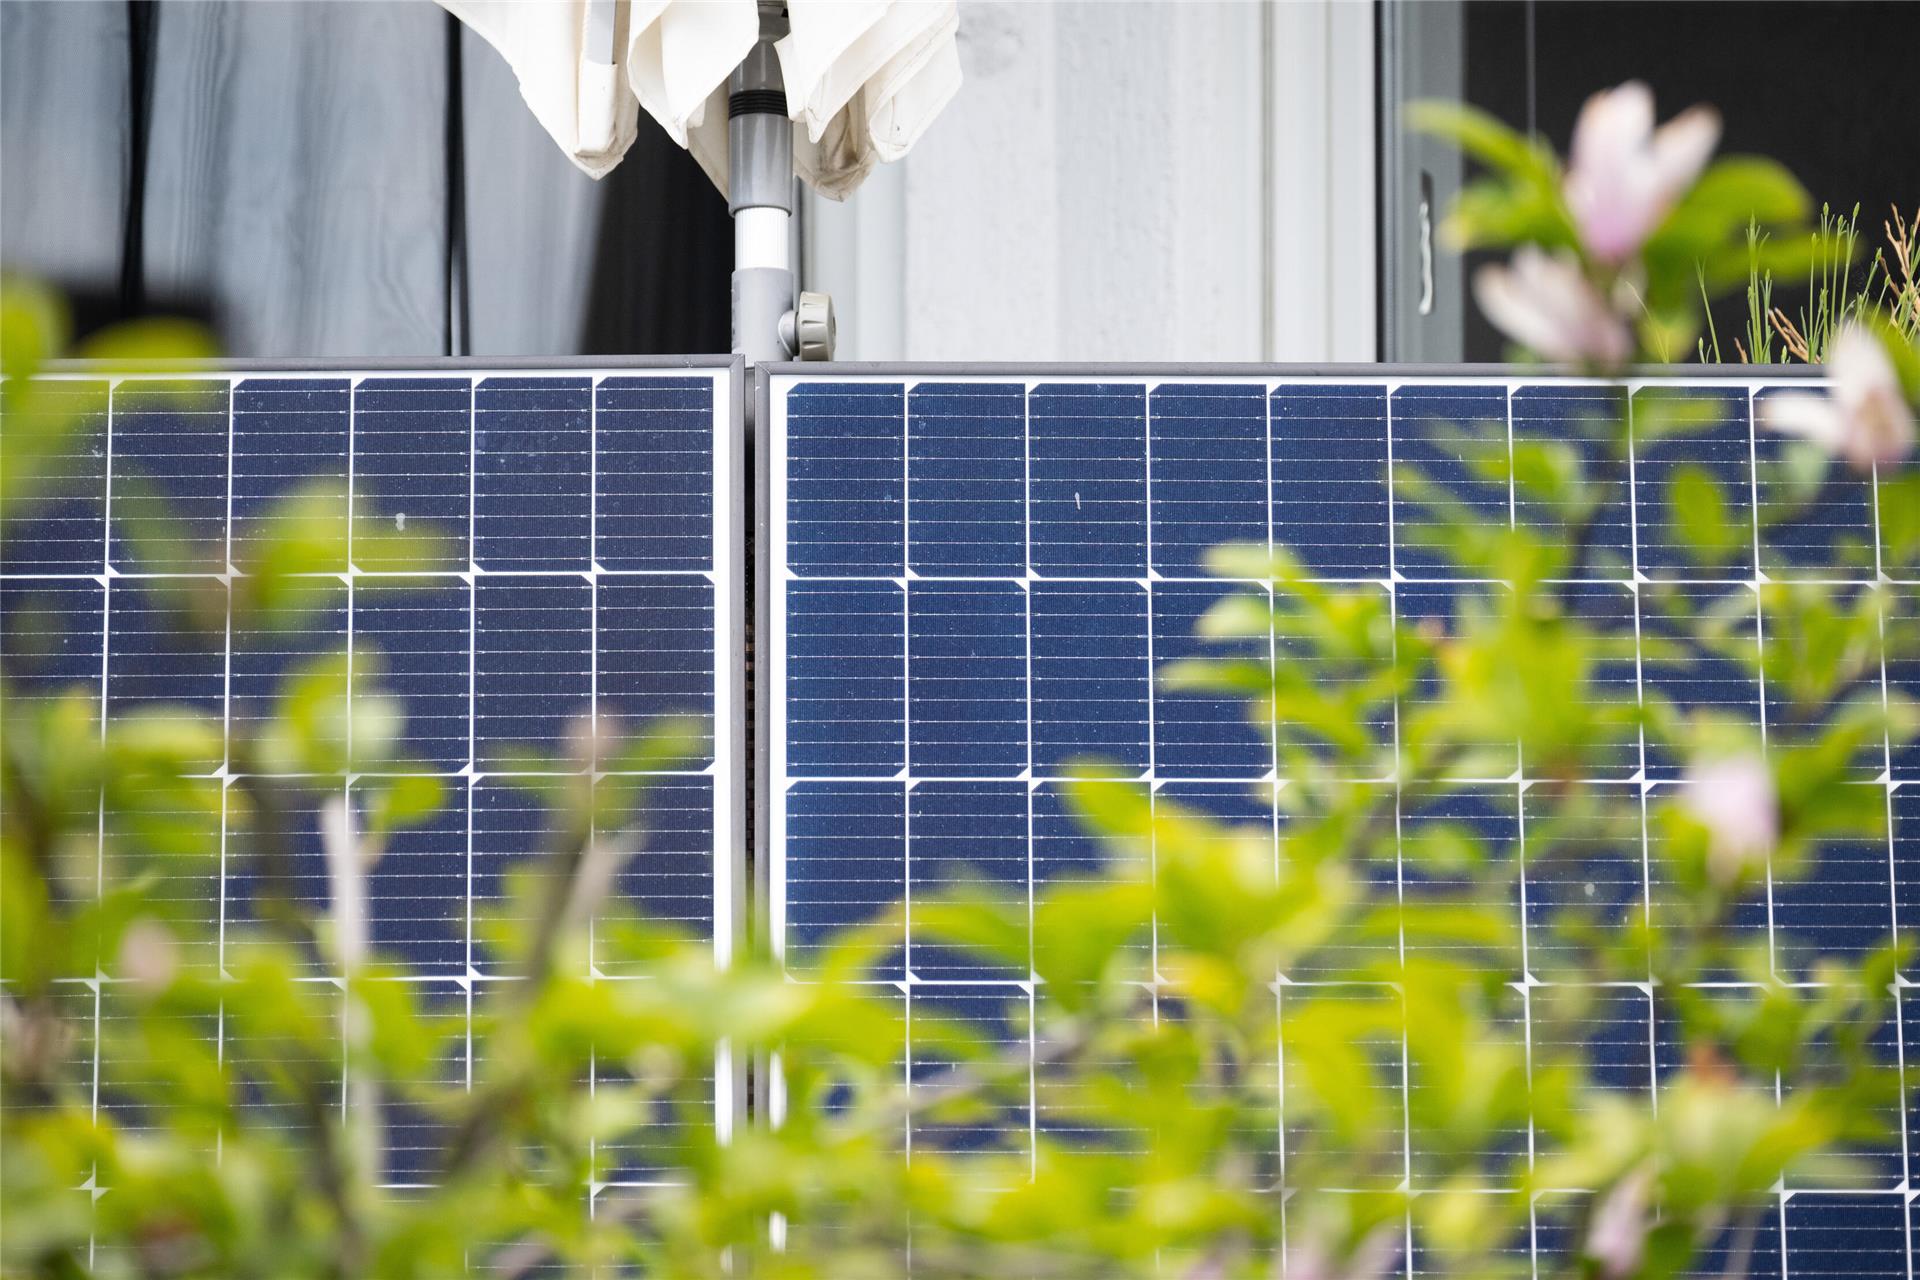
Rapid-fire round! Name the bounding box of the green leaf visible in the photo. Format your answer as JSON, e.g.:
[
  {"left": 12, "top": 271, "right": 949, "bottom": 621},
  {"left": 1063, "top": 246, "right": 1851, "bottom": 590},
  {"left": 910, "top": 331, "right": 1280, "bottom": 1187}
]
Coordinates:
[
  {"left": 1404, "top": 101, "right": 1556, "bottom": 181},
  {"left": 364, "top": 775, "right": 448, "bottom": 837},
  {"left": 1667, "top": 465, "right": 1745, "bottom": 567}
]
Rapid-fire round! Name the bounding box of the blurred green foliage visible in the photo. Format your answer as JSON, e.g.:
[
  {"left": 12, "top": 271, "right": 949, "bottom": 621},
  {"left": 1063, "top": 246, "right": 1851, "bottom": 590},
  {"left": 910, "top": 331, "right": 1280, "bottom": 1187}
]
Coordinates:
[{"left": 3, "top": 169, "right": 1916, "bottom": 1280}]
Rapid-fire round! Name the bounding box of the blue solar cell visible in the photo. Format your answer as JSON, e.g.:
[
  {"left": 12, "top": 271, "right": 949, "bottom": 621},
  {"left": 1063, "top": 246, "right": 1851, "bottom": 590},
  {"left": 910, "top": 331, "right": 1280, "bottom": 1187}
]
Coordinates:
[
  {"left": 351, "top": 577, "right": 472, "bottom": 771},
  {"left": 1545, "top": 985, "right": 1653, "bottom": 1097},
  {"left": 1783, "top": 1194, "right": 1907, "bottom": 1278},
  {"left": 596, "top": 376, "right": 714, "bottom": 572},
  {"left": 105, "top": 578, "right": 226, "bottom": 770},
  {"left": 1555, "top": 580, "right": 1641, "bottom": 778},
  {"left": 786, "top": 579, "right": 905, "bottom": 777},
  {"left": 470, "top": 778, "right": 550, "bottom": 973},
  {"left": 109, "top": 379, "right": 229, "bottom": 573},
  {"left": 473, "top": 574, "right": 592, "bottom": 768},
  {"left": 1030, "top": 780, "right": 1111, "bottom": 886},
  {"left": 1646, "top": 783, "right": 1770, "bottom": 977},
  {"left": 908, "top": 780, "right": 1029, "bottom": 981},
  {"left": 1771, "top": 824, "right": 1896, "bottom": 971},
  {"left": 1639, "top": 581, "right": 1762, "bottom": 778},
  {"left": 0, "top": 578, "right": 104, "bottom": 710},
  {"left": 222, "top": 786, "right": 331, "bottom": 965},
  {"left": 360, "top": 776, "right": 467, "bottom": 972},
  {"left": 605, "top": 776, "right": 716, "bottom": 957},
  {"left": 352, "top": 378, "right": 471, "bottom": 571},
  {"left": 1906, "top": 991, "right": 1920, "bottom": 1167},
  {"left": 1894, "top": 791, "right": 1920, "bottom": 982},
  {"left": 372, "top": 982, "right": 466, "bottom": 1183},
  {"left": 1887, "top": 586, "right": 1920, "bottom": 778},
  {"left": 1149, "top": 383, "right": 1267, "bottom": 576},
  {"left": 907, "top": 579, "right": 1027, "bottom": 777},
  {"left": 1028, "top": 580, "right": 1150, "bottom": 778},
  {"left": 1028, "top": 383, "right": 1147, "bottom": 577},
  {"left": 785, "top": 781, "right": 905, "bottom": 977},
  {"left": 232, "top": 379, "right": 348, "bottom": 570},
  {"left": 787, "top": 382, "right": 904, "bottom": 576},
  {"left": 1150, "top": 579, "right": 1273, "bottom": 778},
  {"left": 0, "top": 380, "right": 107, "bottom": 573},
  {"left": 1632, "top": 386, "right": 1755, "bottom": 579},
  {"left": 1521, "top": 785, "right": 1648, "bottom": 982},
  {"left": 1269, "top": 383, "right": 1389, "bottom": 577},
  {"left": 1280, "top": 983, "right": 1406, "bottom": 1188},
  {"left": 1511, "top": 383, "right": 1631, "bottom": 567},
  {"left": 1397, "top": 582, "right": 1521, "bottom": 773},
  {"left": 1272, "top": 578, "right": 1394, "bottom": 774},
  {"left": 1389, "top": 384, "right": 1510, "bottom": 577},
  {"left": 597, "top": 575, "right": 715, "bottom": 766},
  {"left": 1408, "top": 987, "right": 1528, "bottom": 1182},
  {"left": 230, "top": 595, "right": 346, "bottom": 758},
  {"left": 1399, "top": 784, "right": 1521, "bottom": 967},
  {"left": 908, "top": 382, "right": 1025, "bottom": 576},
  {"left": 1679, "top": 1215, "right": 1784, "bottom": 1280},
  {"left": 909, "top": 985, "right": 1031, "bottom": 1156},
  {"left": 474, "top": 377, "right": 592, "bottom": 570},
  {"left": 1753, "top": 386, "right": 1876, "bottom": 578},
  {"left": 1155, "top": 779, "right": 1275, "bottom": 833}
]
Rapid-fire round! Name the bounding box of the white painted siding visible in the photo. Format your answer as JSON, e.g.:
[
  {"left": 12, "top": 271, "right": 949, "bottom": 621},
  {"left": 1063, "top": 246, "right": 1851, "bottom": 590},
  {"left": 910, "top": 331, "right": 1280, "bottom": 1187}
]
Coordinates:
[{"left": 803, "top": 0, "right": 1377, "bottom": 364}]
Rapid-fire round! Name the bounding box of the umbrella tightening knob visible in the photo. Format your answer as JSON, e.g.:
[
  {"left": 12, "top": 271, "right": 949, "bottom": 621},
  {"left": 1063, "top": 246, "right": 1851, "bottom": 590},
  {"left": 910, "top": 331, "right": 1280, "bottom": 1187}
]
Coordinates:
[{"left": 781, "top": 291, "right": 837, "bottom": 361}]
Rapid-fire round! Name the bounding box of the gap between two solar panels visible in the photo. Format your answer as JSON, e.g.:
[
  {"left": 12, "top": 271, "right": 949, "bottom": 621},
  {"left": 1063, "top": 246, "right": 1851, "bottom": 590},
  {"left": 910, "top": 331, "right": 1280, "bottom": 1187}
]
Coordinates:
[{"left": 755, "top": 365, "right": 1914, "bottom": 1272}]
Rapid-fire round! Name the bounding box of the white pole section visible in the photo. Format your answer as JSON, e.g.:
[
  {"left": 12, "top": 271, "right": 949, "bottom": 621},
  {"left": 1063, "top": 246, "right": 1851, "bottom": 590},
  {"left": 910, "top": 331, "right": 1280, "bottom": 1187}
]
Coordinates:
[{"left": 728, "top": 9, "right": 794, "bottom": 366}]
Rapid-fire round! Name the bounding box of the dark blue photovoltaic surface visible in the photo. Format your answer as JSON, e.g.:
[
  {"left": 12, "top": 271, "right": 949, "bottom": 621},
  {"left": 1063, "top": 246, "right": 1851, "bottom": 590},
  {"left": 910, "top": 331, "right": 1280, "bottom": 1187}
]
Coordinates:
[
  {"left": 1150, "top": 383, "right": 1267, "bottom": 576},
  {"left": 787, "top": 382, "right": 904, "bottom": 576},
  {"left": 1633, "top": 385, "right": 1753, "bottom": 578},
  {"left": 352, "top": 378, "right": 471, "bottom": 571},
  {"left": 1389, "top": 383, "right": 1509, "bottom": 577},
  {"left": 475, "top": 377, "right": 592, "bottom": 571},
  {"left": 232, "top": 379, "right": 348, "bottom": 567},
  {"left": 909, "top": 382, "right": 1025, "bottom": 576},
  {"left": 786, "top": 579, "right": 904, "bottom": 777},
  {"left": 1510, "top": 383, "right": 1629, "bottom": 561},
  {"left": 596, "top": 377, "right": 716, "bottom": 571},
  {"left": 1028, "top": 383, "right": 1147, "bottom": 576},
  {"left": 908, "top": 781, "right": 1028, "bottom": 981},
  {"left": 907, "top": 580, "right": 1027, "bottom": 776},
  {"left": 0, "top": 367, "right": 732, "bottom": 1194},
  {"left": 772, "top": 373, "right": 1915, "bottom": 1269},
  {"left": 110, "top": 380, "right": 230, "bottom": 572},
  {"left": 1268, "top": 383, "right": 1388, "bottom": 578},
  {"left": 785, "top": 781, "right": 906, "bottom": 975},
  {"left": 1028, "top": 580, "right": 1150, "bottom": 777},
  {"left": 0, "top": 380, "right": 107, "bottom": 573}
]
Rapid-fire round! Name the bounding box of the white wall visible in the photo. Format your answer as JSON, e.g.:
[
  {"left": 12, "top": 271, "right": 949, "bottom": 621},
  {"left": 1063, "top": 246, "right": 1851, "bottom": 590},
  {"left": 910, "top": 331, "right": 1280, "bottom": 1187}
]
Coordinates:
[{"left": 801, "top": 0, "right": 1377, "bottom": 364}]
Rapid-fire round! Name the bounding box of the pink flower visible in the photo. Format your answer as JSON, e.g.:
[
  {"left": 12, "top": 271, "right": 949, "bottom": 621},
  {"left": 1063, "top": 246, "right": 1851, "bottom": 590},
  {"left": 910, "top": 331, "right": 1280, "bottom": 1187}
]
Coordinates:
[
  {"left": 1564, "top": 82, "right": 1720, "bottom": 265},
  {"left": 118, "top": 918, "right": 180, "bottom": 993},
  {"left": 1682, "top": 753, "right": 1778, "bottom": 888},
  {"left": 1585, "top": 1165, "right": 1655, "bottom": 1279},
  {"left": 1761, "top": 328, "right": 1917, "bottom": 471},
  {"left": 1474, "top": 246, "right": 1634, "bottom": 366}
]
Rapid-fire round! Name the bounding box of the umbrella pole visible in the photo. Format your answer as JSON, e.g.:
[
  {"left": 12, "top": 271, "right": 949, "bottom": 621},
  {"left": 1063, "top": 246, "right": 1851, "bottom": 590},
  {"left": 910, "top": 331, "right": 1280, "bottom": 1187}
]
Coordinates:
[{"left": 728, "top": 12, "right": 793, "bottom": 366}]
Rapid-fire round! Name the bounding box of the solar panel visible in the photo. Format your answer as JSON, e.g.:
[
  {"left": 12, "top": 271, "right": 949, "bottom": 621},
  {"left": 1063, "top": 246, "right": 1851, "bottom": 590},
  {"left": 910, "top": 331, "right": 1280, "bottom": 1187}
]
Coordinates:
[
  {"left": 0, "top": 361, "right": 745, "bottom": 1199},
  {"left": 758, "top": 367, "right": 1913, "bottom": 1272}
]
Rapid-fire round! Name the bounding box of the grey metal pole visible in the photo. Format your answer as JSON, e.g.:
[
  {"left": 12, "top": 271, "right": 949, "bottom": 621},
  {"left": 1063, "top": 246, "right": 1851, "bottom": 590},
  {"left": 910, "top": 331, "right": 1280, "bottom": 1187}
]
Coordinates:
[{"left": 728, "top": 6, "right": 794, "bottom": 366}]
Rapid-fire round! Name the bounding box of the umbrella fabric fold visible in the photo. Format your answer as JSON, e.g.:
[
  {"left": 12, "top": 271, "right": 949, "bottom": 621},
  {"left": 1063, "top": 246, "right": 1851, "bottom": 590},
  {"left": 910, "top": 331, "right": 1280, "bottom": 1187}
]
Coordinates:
[{"left": 440, "top": 0, "right": 960, "bottom": 199}]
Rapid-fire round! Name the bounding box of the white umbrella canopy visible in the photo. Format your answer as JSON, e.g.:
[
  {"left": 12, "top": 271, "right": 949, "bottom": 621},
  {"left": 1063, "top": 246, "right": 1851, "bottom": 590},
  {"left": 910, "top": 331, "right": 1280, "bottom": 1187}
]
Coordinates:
[{"left": 440, "top": 0, "right": 961, "bottom": 199}]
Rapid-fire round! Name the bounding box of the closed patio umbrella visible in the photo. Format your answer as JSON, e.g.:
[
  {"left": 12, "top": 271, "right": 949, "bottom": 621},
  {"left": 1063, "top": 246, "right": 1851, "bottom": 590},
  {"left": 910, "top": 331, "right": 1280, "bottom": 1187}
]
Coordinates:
[{"left": 439, "top": 0, "right": 961, "bottom": 199}]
